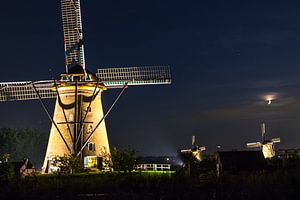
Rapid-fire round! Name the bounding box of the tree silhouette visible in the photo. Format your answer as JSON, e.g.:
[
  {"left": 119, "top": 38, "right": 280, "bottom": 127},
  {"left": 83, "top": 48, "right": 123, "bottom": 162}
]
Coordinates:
[
  {"left": 0, "top": 128, "right": 47, "bottom": 166},
  {"left": 111, "top": 147, "right": 137, "bottom": 173}
]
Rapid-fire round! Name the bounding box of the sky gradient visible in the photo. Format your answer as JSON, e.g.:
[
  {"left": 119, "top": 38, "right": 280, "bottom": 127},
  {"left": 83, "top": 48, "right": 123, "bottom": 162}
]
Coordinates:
[{"left": 1, "top": 0, "right": 300, "bottom": 156}]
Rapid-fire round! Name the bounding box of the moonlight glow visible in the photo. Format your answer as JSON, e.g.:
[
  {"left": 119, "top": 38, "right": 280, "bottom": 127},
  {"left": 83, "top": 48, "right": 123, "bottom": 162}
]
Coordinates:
[{"left": 263, "top": 93, "right": 278, "bottom": 105}]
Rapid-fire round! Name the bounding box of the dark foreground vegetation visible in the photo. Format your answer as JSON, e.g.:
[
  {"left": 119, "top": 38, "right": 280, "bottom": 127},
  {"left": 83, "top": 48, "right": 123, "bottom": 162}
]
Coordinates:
[
  {"left": 1, "top": 164, "right": 300, "bottom": 200},
  {"left": 1, "top": 128, "right": 300, "bottom": 199}
]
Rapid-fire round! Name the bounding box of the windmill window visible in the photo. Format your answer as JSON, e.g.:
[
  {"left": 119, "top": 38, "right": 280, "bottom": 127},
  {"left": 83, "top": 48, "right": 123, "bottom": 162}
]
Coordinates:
[
  {"left": 88, "top": 143, "right": 95, "bottom": 151},
  {"left": 87, "top": 125, "right": 93, "bottom": 133}
]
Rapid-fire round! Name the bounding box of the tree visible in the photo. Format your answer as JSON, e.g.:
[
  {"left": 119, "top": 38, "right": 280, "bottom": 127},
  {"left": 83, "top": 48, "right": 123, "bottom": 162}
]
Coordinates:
[
  {"left": 0, "top": 127, "right": 47, "bottom": 166},
  {"left": 0, "top": 154, "right": 14, "bottom": 183},
  {"left": 111, "top": 147, "right": 137, "bottom": 173},
  {"left": 100, "top": 147, "right": 113, "bottom": 171},
  {"left": 52, "top": 154, "right": 84, "bottom": 174}
]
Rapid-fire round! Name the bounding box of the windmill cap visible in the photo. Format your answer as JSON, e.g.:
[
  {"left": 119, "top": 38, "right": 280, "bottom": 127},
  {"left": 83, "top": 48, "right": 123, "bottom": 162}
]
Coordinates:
[
  {"left": 68, "top": 65, "right": 85, "bottom": 75},
  {"left": 60, "top": 65, "right": 98, "bottom": 81}
]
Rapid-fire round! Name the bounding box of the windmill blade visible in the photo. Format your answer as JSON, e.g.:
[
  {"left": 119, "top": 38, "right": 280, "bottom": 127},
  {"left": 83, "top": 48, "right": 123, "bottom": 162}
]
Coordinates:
[
  {"left": 0, "top": 80, "right": 57, "bottom": 101},
  {"left": 271, "top": 137, "right": 281, "bottom": 143},
  {"left": 180, "top": 149, "right": 192, "bottom": 153},
  {"left": 96, "top": 66, "right": 171, "bottom": 88},
  {"left": 199, "top": 146, "right": 206, "bottom": 151},
  {"left": 246, "top": 142, "right": 262, "bottom": 148},
  {"left": 61, "top": 0, "right": 85, "bottom": 71},
  {"left": 261, "top": 122, "right": 266, "bottom": 140},
  {"left": 192, "top": 135, "right": 196, "bottom": 146}
]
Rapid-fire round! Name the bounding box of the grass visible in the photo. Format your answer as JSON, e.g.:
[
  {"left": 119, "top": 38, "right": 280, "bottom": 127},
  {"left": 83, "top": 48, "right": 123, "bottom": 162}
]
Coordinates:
[{"left": 1, "top": 168, "right": 300, "bottom": 199}]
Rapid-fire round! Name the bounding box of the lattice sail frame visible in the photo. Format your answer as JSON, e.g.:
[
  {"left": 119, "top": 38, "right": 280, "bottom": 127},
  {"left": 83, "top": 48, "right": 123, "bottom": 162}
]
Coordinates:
[
  {"left": 61, "top": 0, "right": 86, "bottom": 71},
  {"left": 96, "top": 66, "right": 171, "bottom": 88},
  {"left": 0, "top": 1, "right": 172, "bottom": 102},
  {"left": 0, "top": 66, "right": 171, "bottom": 101},
  {"left": 0, "top": 80, "right": 56, "bottom": 102}
]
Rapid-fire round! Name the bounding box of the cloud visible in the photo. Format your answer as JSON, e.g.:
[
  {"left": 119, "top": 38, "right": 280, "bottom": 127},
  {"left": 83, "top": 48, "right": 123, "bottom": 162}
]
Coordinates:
[{"left": 197, "top": 96, "right": 300, "bottom": 122}]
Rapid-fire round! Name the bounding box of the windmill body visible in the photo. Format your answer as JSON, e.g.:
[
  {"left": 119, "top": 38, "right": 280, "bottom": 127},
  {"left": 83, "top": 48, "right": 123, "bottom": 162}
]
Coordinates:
[
  {"left": 262, "top": 141, "right": 276, "bottom": 158},
  {"left": 42, "top": 71, "right": 110, "bottom": 173},
  {"left": 0, "top": 0, "right": 171, "bottom": 173},
  {"left": 247, "top": 123, "right": 280, "bottom": 159}
]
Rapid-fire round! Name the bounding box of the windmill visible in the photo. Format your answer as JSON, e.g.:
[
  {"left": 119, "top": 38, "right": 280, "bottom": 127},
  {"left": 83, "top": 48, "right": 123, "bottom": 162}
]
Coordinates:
[
  {"left": 246, "top": 123, "right": 280, "bottom": 158},
  {"left": 0, "top": 0, "right": 171, "bottom": 173},
  {"left": 180, "top": 135, "right": 206, "bottom": 161}
]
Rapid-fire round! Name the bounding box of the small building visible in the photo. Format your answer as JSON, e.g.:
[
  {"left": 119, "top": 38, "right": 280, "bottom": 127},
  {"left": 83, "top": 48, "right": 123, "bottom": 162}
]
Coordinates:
[
  {"left": 276, "top": 148, "right": 300, "bottom": 159},
  {"left": 136, "top": 156, "right": 181, "bottom": 171},
  {"left": 136, "top": 163, "right": 171, "bottom": 171},
  {"left": 215, "top": 150, "right": 266, "bottom": 176},
  {"left": 12, "top": 159, "right": 36, "bottom": 178}
]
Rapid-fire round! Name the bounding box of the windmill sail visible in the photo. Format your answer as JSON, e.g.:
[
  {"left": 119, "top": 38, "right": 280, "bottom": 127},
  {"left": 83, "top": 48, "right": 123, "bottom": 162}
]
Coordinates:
[
  {"left": 192, "top": 135, "right": 196, "bottom": 146},
  {"left": 261, "top": 122, "right": 266, "bottom": 140},
  {"left": 271, "top": 137, "right": 281, "bottom": 143},
  {"left": 0, "top": 80, "right": 56, "bottom": 101},
  {"left": 180, "top": 149, "right": 192, "bottom": 153},
  {"left": 61, "top": 0, "right": 86, "bottom": 71},
  {"left": 199, "top": 146, "right": 206, "bottom": 151},
  {"left": 96, "top": 66, "right": 171, "bottom": 88},
  {"left": 246, "top": 142, "right": 262, "bottom": 148}
]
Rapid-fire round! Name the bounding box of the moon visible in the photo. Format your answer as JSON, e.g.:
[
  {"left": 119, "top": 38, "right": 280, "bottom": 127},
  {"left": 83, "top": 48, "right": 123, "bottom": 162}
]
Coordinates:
[{"left": 263, "top": 92, "right": 278, "bottom": 105}]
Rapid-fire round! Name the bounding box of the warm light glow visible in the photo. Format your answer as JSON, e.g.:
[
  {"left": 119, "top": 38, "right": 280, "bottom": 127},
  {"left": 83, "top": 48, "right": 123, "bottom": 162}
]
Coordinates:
[
  {"left": 262, "top": 143, "right": 275, "bottom": 158},
  {"left": 263, "top": 92, "right": 278, "bottom": 105},
  {"left": 51, "top": 85, "right": 106, "bottom": 92}
]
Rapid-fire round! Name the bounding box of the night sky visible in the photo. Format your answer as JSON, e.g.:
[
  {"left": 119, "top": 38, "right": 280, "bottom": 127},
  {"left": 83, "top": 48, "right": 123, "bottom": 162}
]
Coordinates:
[{"left": 1, "top": 0, "right": 300, "bottom": 157}]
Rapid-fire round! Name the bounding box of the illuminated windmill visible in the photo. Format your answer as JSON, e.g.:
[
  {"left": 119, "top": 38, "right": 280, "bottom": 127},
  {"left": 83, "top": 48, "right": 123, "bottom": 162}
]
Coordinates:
[
  {"left": 0, "top": 0, "right": 171, "bottom": 173},
  {"left": 181, "top": 135, "right": 206, "bottom": 161},
  {"left": 247, "top": 123, "right": 280, "bottom": 158}
]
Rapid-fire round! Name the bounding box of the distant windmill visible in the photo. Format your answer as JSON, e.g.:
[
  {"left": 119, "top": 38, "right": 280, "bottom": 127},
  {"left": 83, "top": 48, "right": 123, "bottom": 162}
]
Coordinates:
[
  {"left": 181, "top": 135, "right": 206, "bottom": 161},
  {"left": 0, "top": 0, "right": 171, "bottom": 173},
  {"left": 247, "top": 123, "right": 280, "bottom": 158}
]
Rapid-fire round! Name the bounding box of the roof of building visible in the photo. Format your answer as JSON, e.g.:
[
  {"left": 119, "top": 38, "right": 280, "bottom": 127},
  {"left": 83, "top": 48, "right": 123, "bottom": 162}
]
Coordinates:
[
  {"left": 25, "top": 161, "right": 34, "bottom": 169},
  {"left": 12, "top": 159, "right": 35, "bottom": 174},
  {"left": 277, "top": 148, "right": 300, "bottom": 153},
  {"left": 216, "top": 150, "right": 266, "bottom": 172},
  {"left": 12, "top": 161, "right": 24, "bottom": 173}
]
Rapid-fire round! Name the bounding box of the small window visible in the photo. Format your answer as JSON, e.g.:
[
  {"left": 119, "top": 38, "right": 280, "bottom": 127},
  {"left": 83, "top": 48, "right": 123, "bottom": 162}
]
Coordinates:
[
  {"left": 87, "top": 125, "right": 93, "bottom": 133},
  {"left": 88, "top": 143, "right": 95, "bottom": 151}
]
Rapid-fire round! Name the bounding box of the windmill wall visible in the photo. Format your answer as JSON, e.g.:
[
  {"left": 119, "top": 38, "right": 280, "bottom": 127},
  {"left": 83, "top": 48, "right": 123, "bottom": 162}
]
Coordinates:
[{"left": 42, "top": 86, "right": 111, "bottom": 173}]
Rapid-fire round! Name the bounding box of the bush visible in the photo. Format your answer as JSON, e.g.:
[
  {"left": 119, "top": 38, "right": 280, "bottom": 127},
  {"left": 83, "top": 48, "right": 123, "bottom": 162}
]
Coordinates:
[
  {"left": 52, "top": 154, "right": 84, "bottom": 174},
  {"left": 0, "top": 154, "right": 14, "bottom": 183},
  {"left": 111, "top": 147, "right": 137, "bottom": 173}
]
